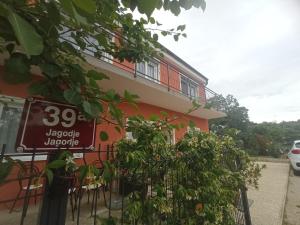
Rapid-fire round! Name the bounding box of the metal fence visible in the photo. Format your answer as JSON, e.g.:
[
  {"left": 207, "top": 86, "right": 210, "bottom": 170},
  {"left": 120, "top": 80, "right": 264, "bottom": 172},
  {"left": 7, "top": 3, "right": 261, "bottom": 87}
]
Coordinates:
[{"left": 0, "top": 144, "right": 252, "bottom": 225}]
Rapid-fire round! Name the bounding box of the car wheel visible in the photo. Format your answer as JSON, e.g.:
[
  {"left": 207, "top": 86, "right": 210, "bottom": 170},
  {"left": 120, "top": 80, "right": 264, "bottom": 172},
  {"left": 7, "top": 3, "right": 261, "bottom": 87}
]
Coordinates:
[{"left": 293, "top": 169, "right": 300, "bottom": 176}]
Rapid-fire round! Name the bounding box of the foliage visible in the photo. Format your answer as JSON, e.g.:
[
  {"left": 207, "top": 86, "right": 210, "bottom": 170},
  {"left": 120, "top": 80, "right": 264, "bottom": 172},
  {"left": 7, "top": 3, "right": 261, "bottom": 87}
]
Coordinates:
[
  {"left": 208, "top": 95, "right": 250, "bottom": 135},
  {"left": 173, "top": 130, "right": 262, "bottom": 225},
  {"left": 0, "top": 156, "right": 24, "bottom": 185},
  {"left": 37, "top": 151, "right": 78, "bottom": 184},
  {"left": 0, "top": 0, "right": 205, "bottom": 125},
  {"left": 39, "top": 150, "right": 115, "bottom": 189},
  {"left": 245, "top": 121, "right": 300, "bottom": 157},
  {"left": 117, "top": 114, "right": 175, "bottom": 190},
  {"left": 116, "top": 117, "right": 263, "bottom": 225},
  {"left": 209, "top": 94, "right": 300, "bottom": 157}
]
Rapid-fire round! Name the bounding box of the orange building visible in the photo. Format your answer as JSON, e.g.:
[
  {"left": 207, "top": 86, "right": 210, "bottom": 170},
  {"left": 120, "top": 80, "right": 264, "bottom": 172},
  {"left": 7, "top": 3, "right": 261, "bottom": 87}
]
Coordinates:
[{"left": 0, "top": 43, "right": 225, "bottom": 210}]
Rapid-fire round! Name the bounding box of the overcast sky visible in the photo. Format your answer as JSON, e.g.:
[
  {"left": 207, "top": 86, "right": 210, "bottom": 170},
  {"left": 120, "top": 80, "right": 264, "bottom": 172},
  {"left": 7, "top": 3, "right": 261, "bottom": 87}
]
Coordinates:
[{"left": 152, "top": 0, "right": 300, "bottom": 123}]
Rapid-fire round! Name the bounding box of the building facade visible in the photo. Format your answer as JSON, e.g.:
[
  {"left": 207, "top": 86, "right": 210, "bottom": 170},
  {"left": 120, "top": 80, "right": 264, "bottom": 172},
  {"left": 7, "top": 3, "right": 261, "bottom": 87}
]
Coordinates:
[{"left": 0, "top": 40, "right": 225, "bottom": 209}]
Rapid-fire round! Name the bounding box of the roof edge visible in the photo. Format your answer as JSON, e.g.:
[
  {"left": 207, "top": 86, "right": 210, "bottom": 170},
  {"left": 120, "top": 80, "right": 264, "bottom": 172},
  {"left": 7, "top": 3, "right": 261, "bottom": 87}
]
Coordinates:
[{"left": 159, "top": 44, "right": 208, "bottom": 83}]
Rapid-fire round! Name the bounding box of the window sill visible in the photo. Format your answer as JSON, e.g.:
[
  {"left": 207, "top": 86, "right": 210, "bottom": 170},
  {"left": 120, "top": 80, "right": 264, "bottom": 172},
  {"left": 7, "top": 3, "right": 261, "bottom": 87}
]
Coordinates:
[{"left": 7, "top": 153, "right": 83, "bottom": 162}]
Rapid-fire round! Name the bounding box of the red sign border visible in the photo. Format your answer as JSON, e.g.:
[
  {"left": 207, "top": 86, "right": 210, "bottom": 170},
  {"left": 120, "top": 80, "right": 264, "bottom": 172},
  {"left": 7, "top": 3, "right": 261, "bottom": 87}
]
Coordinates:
[{"left": 16, "top": 98, "right": 96, "bottom": 152}]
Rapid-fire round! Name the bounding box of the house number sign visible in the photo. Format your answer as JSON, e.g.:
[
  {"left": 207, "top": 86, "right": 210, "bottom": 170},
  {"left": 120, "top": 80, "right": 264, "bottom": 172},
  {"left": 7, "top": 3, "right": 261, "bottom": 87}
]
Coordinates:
[{"left": 16, "top": 98, "right": 96, "bottom": 152}]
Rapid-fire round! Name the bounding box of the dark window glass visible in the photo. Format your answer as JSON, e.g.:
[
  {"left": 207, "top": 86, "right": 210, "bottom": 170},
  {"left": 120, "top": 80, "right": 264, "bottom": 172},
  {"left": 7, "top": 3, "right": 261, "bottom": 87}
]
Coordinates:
[
  {"left": 136, "top": 62, "right": 146, "bottom": 74},
  {"left": 181, "top": 76, "right": 189, "bottom": 96}
]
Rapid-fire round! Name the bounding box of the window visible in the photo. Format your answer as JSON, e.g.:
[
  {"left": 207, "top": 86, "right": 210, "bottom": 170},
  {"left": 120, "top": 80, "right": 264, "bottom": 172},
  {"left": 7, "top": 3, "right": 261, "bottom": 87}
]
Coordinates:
[
  {"left": 163, "top": 129, "right": 175, "bottom": 145},
  {"left": 136, "top": 60, "right": 160, "bottom": 82},
  {"left": 0, "top": 95, "right": 24, "bottom": 154},
  {"left": 180, "top": 75, "right": 199, "bottom": 99},
  {"left": 181, "top": 76, "right": 189, "bottom": 96},
  {"left": 77, "top": 32, "right": 114, "bottom": 64},
  {"left": 187, "top": 126, "right": 201, "bottom": 133},
  {"left": 295, "top": 142, "right": 300, "bottom": 148},
  {"left": 98, "top": 34, "right": 114, "bottom": 64},
  {"left": 189, "top": 83, "right": 198, "bottom": 98},
  {"left": 136, "top": 62, "right": 146, "bottom": 74},
  {"left": 125, "top": 119, "right": 175, "bottom": 144}
]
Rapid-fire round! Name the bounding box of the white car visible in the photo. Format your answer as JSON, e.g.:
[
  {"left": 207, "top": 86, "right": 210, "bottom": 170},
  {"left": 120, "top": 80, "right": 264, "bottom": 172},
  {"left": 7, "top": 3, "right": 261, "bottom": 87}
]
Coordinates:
[{"left": 288, "top": 140, "right": 300, "bottom": 175}]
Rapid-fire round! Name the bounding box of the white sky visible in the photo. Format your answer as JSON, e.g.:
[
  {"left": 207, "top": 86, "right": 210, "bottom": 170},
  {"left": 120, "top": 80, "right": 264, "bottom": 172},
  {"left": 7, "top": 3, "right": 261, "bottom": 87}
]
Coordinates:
[{"left": 151, "top": 0, "right": 300, "bottom": 123}]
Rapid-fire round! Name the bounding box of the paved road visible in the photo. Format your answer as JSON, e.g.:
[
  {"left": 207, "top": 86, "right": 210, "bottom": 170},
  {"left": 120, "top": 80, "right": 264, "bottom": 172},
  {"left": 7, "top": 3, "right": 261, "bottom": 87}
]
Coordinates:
[
  {"left": 283, "top": 170, "right": 300, "bottom": 225},
  {"left": 247, "top": 162, "right": 290, "bottom": 225}
]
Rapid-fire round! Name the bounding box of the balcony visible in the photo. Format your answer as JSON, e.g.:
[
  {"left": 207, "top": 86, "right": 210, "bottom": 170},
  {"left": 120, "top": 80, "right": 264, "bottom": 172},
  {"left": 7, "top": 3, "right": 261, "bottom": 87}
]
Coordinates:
[
  {"left": 0, "top": 33, "right": 225, "bottom": 120},
  {"left": 82, "top": 47, "right": 225, "bottom": 119}
]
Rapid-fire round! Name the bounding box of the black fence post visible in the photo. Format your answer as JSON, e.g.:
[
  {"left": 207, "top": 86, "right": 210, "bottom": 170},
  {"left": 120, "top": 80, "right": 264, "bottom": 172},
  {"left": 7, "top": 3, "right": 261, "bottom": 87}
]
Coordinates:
[
  {"left": 38, "top": 150, "right": 69, "bottom": 225},
  {"left": 236, "top": 157, "right": 252, "bottom": 225},
  {"left": 241, "top": 186, "right": 252, "bottom": 225}
]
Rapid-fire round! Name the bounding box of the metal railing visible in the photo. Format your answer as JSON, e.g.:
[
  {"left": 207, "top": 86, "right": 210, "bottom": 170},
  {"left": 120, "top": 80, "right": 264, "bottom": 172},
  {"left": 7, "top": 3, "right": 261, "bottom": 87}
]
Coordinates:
[{"left": 61, "top": 35, "right": 219, "bottom": 106}]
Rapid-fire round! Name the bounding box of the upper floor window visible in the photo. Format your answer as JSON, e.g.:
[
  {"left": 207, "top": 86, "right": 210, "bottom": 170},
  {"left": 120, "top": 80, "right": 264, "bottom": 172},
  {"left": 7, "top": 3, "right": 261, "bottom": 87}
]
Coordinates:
[
  {"left": 180, "top": 75, "right": 198, "bottom": 99},
  {"left": 136, "top": 60, "right": 160, "bottom": 82}
]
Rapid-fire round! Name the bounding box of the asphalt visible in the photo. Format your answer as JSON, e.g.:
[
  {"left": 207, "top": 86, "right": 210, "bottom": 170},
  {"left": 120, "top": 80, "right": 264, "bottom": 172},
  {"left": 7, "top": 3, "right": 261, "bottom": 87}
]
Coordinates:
[{"left": 247, "top": 161, "right": 290, "bottom": 225}]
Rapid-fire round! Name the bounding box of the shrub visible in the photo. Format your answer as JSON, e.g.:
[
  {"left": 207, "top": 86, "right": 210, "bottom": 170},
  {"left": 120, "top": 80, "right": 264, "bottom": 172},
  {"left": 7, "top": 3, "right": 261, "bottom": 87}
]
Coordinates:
[{"left": 116, "top": 117, "right": 263, "bottom": 225}]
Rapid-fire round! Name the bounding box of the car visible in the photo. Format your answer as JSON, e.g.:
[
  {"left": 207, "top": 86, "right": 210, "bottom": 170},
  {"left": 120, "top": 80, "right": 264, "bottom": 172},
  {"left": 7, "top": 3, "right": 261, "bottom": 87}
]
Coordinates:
[{"left": 288, "top": 140, "right": 300, "bottom": 175}]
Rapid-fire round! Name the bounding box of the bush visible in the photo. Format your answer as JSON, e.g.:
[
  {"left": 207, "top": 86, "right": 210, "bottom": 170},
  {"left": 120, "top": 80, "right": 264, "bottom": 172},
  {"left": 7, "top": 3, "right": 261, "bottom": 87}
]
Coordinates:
[{"left": 115, "top": 116, "right": 263, "bottom": 225}]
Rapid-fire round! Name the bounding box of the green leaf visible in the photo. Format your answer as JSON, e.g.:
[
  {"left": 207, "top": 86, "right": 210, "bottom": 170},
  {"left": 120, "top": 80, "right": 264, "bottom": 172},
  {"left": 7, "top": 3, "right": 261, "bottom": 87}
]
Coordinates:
[
  {"left": 100, "top": 131, "right": 109, "bottom": 141},
  {"left": 156, "top": 0, "right": 163, "bottom": 9},
  {"left": 83, "top": 101, "right": 92, "bottom": 116},
  {"left": 103, "top": 90, "right": 121, "bottom": 103},
  {"left": 189, "top": 120, "right": 196, "bottom": 129},
  {"left": 103, "top": 161, "right": 113, "bottom": 182},
  {"left": 109, "top": 103, "right": 123, "bottom": 126},
  {"left": 58, "top": 0, "right": 74, "bottom": 15},
  {"left": 28, "top": 81, "right": 49, "bottom": 96},
  {"left": 192, "top": 99, "right": 201, "bottom": 109},
  {"left": 0, "top": 158, "right": 14, "bottom": 184},
  {"left": 177, "top": 25, "right": 186, "bottom": 31},
  {"left": 40, "top": 63, "right": 61, "bottom": 78},
  {"left": 45, "top": 168, "right": 54, "bottom": 184},
  {"left": 169, "top": 1, "right": 181, "bottom": 16},
  {"left": 47, "top": 160, "right": 66, "bottom": 169},
  {"left": 137, "top": 0, "right": 160, "bottom": 17},
  {"left": 6, "top": 43, "right": 14, "bottom": 54},
  {"left": 114, "top": 126, "right": 121, "bottom": 133},
  {"left": 69, "top": 64, "right": 86, "bottom": 85},
  {"left": 58, "top": 151, "right": 72, "bottom": 160},
  {"left": 78, "top": 165, "right": 88, "bottom": 182},
  {"left": 160, "top": 111, "right": 168, "bottom": 117},
  {"left": 46, "top": 1, "right": 61, "bottom": 25},
  {"left": 193, "top": 0, "right": 206, "bottom": 11},
  {"left": 4, "top": 53, "right": 31, "bottom": 84},
  {"left": 149, "top": 114, "right": 160, "bottom": 121},
  {"left": 149, "top": 17, "right": 155, "bottom": 24},
  {"left": 82, "top": 100, "right": 102, "bottom": 117},
  {"left": 180, "top": 0, "right": 194, "bottom": 10},
  {"left": 173, "top": 34, "right": 179, "bottom": 41},
  {"left": 161, "top": 31, "right": 168, "bottom": 36},
  {"left": 87, "top": 70, "right": 109, "bottom": 80},
  {"left": 64, "top": 88, "right": 82, "bottom": 105},
  {"left": 124, "top": 90, "right": 139, "bottom": 104},
  {"left": 72, "top": 0, "right": 96, "bottom": 14},
  {"left": 59, "top": 0, "right": 87, "bottom": 24},
  {"left": 89, "top": 78, "right": 99, "bottom": 89},
  {"left": 4, "top": 5, "right": 43, "bottom": 56}
]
